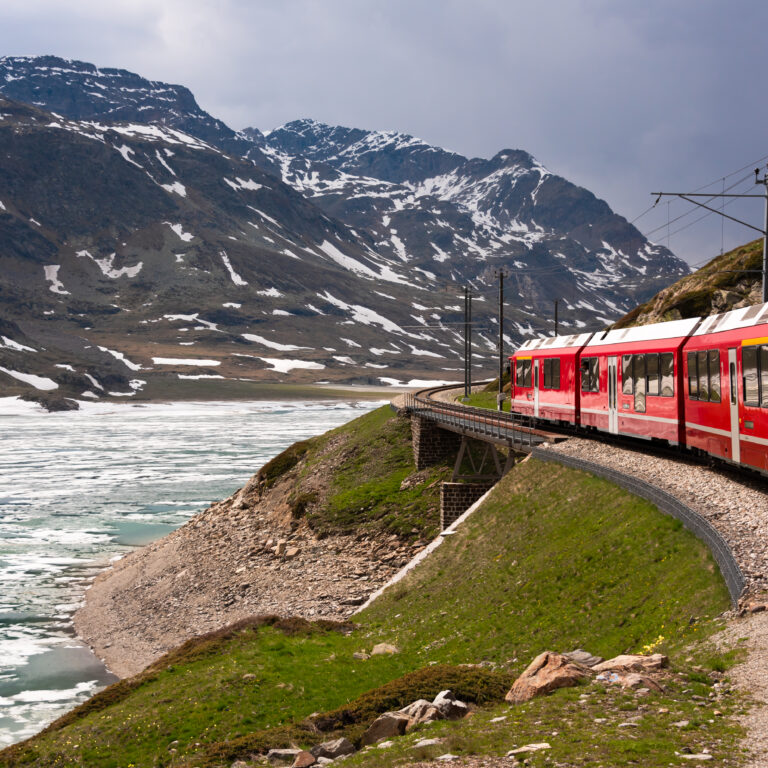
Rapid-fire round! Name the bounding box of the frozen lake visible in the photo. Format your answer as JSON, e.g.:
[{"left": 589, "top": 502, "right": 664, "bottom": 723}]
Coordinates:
[{"left": 0, "top": 396, "right": 380, "bottom": 747}]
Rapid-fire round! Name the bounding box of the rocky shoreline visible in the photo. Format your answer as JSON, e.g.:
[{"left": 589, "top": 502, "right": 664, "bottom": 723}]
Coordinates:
[{"left": 74, "top": 432, "right": 425, "bottom": 678}]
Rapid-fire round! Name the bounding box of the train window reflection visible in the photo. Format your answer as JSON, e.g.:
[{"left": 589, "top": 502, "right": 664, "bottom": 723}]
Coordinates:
[
  {"left": 743, "top": 346, "right": 759, "bottom": 406},
  {"left": 660, "top": 353, "right": 674, "bottom": 397},
  {"left": 622, "top": 355, "right": 633, "bottom": 395},
  {"left": 646, "top": 354, "right": 660, "bottom": 396},
  {"left": 708, "top": 350, "right": 721, "bottom": 403},
  {"left": 688, "top": 352, "right": 698, "bottom": 400}
]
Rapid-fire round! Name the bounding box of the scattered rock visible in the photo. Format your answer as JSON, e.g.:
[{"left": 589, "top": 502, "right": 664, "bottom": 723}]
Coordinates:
[
  {"left": 564, "top": 648, "right": 604, "bottom": 667},
  {"left": 377, "top": 740, "right": 394, "bottom": 749},
  {"left": 592, "top": 653, "right": 668, "bottom": 674},
  {"left": 673, "top": 720, "right": 690, "bottom": 728},
  {"left": 400, "top": 699, "right": 444, "bottom": 728},
  {"left": 362, "top": 712, "right": 412, "bottom": 745},
  {"left": 506, "top": 742, "right": 552, "bottom": 756},
  {"left": 341, "top": 596, "right": 366, "bottom": 606},
  {"left": 291, "top": 751, "right": 317, "bottom": 768},
  {"left": 595, "top": 670, "right": 664, "bottom": 692},
  {"left": 679, "top": 754, "right": 713, "bottom": 761},
  {"left": 267, "top": 748, "right": 302, "bottom": 765},
  {"left": 352, "top": 651, "right": 370, "bottom": 660},
  {"left": 285, "top": 546, "right": 300, "bottom": 559},
  {"left": 432, "top": 690, "right": 469, "bottom": 720},
  {"left": 310, "top": 738, "right": 355, "bottom": 760},
  {"left": 371, "top": 642, "right": 399, "bottom": 656},
  {"left": 436, "top": 754, "right": 458, "bottom": 761},
  {"left": 505, "top": 651, "right": 589, "bottom": 704},
  {"left": 413, "top": 738, "right": 443, "bottom": 748}
]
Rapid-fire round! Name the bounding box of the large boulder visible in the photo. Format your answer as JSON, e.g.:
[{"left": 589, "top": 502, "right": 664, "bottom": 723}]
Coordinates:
[
  {"left": 362, "top": 712, "right": 412, "bottom": 745},
  {"left": 267, "top": 748, "right": 302, "bottom": 765},
  {"left": 310, "top": 738, "right": 356, "bottom": 759},
  {"left": 432, "top": 690, "right": 469, "bottom": 720},
  {"left": 505, "top": 651, "right": 588, "bottom": 704},
  {"left": 592, "top": 653, "right": 668, "bottom": 674},
  {"left": 400, "top": 699, "right": 445, "bottom": 730}
]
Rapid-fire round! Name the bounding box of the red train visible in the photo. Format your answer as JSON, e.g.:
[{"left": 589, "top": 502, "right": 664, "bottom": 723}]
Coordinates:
[{"left": 510, "top": 302, "right": 768, "bottom": 475}]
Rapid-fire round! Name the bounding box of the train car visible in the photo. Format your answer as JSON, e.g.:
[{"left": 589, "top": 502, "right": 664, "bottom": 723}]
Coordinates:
[
  {"left": 509, "top": 333, "right": 594, "bottom": 424},
  {"left": 683, "top": 301, "right": 768, "bottom": 473},
  {"left": 578, "top": 318, "right": 701, "bottom": 443}
]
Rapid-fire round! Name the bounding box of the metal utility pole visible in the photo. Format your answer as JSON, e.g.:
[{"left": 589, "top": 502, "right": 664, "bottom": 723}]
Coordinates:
[
  {"left": 495, "top": 270, "right": 506, "bottom": 411},
  {"left": 756, "top": 168, "right": 768, "bottom": 303},
  {"left": 553, "top": 299, "right": 559, "bottom": 337},
  {"left": 463, "top": 286, "right": 471, "bottom": 400},
  {"left": 652, "top": 174, "right": 768, "bottom": 303}
]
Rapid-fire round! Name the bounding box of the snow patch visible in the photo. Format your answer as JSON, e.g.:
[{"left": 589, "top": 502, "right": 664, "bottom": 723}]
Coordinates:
[
  {"left": 161, "top": 181, "right": 187, "bottom": 197},
  {"left": 241, "top": 334, "right": 311, "bottom": 351},
  {"left": 166, "top": 222, "right": 194, "bottom": 242},
  {"left": 259, "top": 358, "right": 325, "bottom": 373},
  {"left": 152, "top": 358, "right": 221, "bottom": 366},
  {"left": 1, "top": 336, "right": 36, "bottom": 353},
  {"left": 43, "top": 265, "right": 69, "bottom": 295},
  {"left": 0, "top": 366, "right": 58, "bottom": 390},
  {"left": 76, "top": 250, "right": 142, "bottom": 279},
  {"left": 256, "top": 287, "right": 282, "bottom": 298},
  {"left": 97, "top": 346, "right": 143, "bottom": 371},
  {"left": 220, "top": 250, "right": 247, "bottom": 286}
]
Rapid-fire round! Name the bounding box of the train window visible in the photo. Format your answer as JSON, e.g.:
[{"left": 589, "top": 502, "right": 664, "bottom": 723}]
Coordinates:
[
  {"left": 581, "top": 357, "right": 599, "bottom": 392},
  {"left": 542, "top": 358, "right": 560, "bottom": 389},
  {"left": 516, "top": 359, "right": 532, "bottom": 388},
  {"left": 697, "top": 350, "right": 709, "bottom": 402},
  {"left": 622, "top": 355, "right": 633, "bottom": 395},
  {"left": 743, "top": 346, "right": 759, "bottom": 406},
  {"left": 646, "top": 354, "right": 660, "bottom": 396},
  {"left": 633, "top": 354, "right": 646, "bottom": 412},
  {"left": 687, "top": 352, "right": 698, "bottom": 399},
  {"left": 660, "top": 353, "right": 674, "bottom": 396},
  {"left": 708, "top": 350, "right": 721, "bottom": 403},
  {"left": 761, "top": 347, "right": 768, "bottom": 408}
]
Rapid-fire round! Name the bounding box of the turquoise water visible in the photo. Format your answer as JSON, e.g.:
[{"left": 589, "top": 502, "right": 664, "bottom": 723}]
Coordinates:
[{"left": 0, "top": 397, "right": 379, "bottom": 747}]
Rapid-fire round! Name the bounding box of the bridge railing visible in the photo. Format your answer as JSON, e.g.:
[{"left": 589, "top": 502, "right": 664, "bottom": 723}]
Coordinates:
[{"left": 402, "top": 387, "right": 538, "bottom": 451}]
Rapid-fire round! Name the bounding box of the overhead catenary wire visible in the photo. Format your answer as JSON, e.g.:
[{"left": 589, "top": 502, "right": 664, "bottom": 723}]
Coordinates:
[{"left": 630, "top": 152, "right": 768, "bottom": 227}]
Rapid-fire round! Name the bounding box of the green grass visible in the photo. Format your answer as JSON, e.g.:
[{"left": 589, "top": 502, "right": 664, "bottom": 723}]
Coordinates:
[
  {"left": 298, "top": 407, "right": 451, "bottom": 540},
  {"left": 1, "top": 428, "right": 740, "bottom": 768}
]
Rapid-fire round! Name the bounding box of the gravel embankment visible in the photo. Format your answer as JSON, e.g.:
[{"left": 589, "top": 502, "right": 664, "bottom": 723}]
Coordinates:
[{"left": 544, "top": 437, "right": 768, "bottom": 594}]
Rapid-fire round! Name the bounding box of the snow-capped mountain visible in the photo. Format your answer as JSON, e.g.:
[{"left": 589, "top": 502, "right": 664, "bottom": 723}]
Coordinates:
[
  {"left": 0, "top": 56, "right": 689, "bottom": 405},
  {"left": 253, "top": 119, "right": 688, "bottom": 325}
]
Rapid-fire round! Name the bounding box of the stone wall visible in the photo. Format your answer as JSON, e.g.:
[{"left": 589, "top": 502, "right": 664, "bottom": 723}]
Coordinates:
[
  {"left": 440, "top": 482, "right": 494, "bottom": 529},
  {"left": 411, "top": 415, "right": 461, "bottom": 470}
]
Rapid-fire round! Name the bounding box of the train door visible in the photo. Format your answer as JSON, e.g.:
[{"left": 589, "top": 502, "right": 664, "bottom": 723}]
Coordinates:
[
  {"left": 607, "top": 355, "right": 619, "bottom": 434},
  {"left": 533, "top": 359, "right": 540, "bottom": 418},
  {"left": 728, "top": 347, "right": 741, "bottom": 463}
]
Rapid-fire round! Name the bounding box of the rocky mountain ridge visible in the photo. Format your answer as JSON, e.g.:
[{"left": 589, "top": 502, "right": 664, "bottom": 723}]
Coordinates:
[{"left": 0, "top": 55, "right": 690, "bottom": 404}]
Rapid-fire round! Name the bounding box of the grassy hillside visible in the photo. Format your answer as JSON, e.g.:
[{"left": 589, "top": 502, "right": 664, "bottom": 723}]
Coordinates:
[
  {"left": 614, "top": 238, "right": 762, "bottom": 328},
  {"left": 2, "top": 442, "right": 737, "bottom": 768}
]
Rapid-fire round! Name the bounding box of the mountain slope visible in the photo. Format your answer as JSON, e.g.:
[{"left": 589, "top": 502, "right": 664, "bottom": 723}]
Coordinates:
[
  {"left": 257, "top": 118, "right": 689, "bottom": 323},
  {"left": 613, "top": 238, "right": 763, "bottom": 328},
  {"left": 0, "top": 55, "right": 692, "bottom": 404},
  {"left": 0, "top": 97, "right": 473, "bottom": 402}
]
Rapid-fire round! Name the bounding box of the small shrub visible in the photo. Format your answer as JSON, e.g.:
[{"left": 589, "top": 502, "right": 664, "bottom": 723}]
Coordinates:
[{"left": 257, "top": 440, "right": 313, "bottom": 489}]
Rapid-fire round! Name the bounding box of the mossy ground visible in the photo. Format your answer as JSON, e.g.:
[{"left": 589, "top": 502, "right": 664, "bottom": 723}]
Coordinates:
[{"left": 296, "top": 407, "right": 451, "bottom": 540}]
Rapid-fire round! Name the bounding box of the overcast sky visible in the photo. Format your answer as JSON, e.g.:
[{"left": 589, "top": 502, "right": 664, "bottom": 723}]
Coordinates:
[{"left": 1, "top": 0, "right": 766, "bottom": 267}]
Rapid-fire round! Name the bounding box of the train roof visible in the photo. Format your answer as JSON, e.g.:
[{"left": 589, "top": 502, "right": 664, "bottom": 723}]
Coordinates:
[
  {"left": 515, "top": 332, "right": 594, "bottom": 352},
  {"left": 585, "top": 316, "right": 701, "bottom": 348},
  {"left": 692, "top": 301, "right": 768, "bottom": 336}
]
